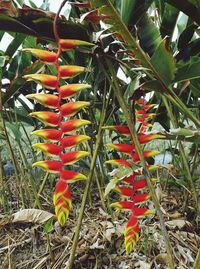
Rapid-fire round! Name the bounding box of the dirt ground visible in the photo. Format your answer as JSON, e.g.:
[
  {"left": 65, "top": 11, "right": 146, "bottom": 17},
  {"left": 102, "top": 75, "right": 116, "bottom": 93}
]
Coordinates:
[{"left": 0, "top": 178, "right": 199, "bottom": 269}]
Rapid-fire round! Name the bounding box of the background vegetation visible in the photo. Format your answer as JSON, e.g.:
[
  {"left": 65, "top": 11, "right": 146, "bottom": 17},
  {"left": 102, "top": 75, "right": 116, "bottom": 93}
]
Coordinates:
[{"left": 0, "top": 0, "right": 200, "bottom": 268}]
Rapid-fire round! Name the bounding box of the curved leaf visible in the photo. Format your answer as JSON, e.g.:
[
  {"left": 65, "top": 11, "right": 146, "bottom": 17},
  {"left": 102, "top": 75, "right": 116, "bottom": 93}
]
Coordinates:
[{"left": 150, "top": 38, "right": 176, "bottom": 86}]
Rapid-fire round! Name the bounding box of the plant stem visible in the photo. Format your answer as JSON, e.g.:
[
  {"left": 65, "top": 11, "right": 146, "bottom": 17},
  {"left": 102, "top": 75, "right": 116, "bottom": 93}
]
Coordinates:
[
  {"left": 2, "top": 119, "right": 25, "bottom": 208},
  {"left": 66, "top": 87, "right": 111, "bottom": 269},
  {"left": 163, "top": 97, "right": 200, "bottom": 216},
  {"left": 34, "top": 172, "right": 49, "bottom": 208},
  {"left": 20, "top": 123, "right": 35, "bottom": 160},
  {"left": 94, "top": 168, "right": 107, "bottom": 211},
  {"left": 194, "top": 247, "right": 200, "bottom": 269},
  {"left": 18, "top": 140, "right": 41, "bottom": 208},
  {"left": 0, "top": 152, "right": 7, "bottom": 212}
]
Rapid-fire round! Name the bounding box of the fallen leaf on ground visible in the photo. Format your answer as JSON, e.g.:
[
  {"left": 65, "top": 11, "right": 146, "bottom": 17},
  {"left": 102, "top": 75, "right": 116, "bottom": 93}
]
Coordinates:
[
  {"left": 90, "top": 238, "right": 104, "bottom": 249},
  {"left": 154, "top": 253, "right": 168, "bottom": 264},
  {"left": 165, "top": 219, "right": 192, "bottom": 229},
  {"left": 101, "top": 221, "right": 115, "bottom": 242},
  {"left": 135, "top": 260, "right": 151, "bottom": 269},
  {"left": 12, "top": 209, "right": 54, "bottom": 224}
]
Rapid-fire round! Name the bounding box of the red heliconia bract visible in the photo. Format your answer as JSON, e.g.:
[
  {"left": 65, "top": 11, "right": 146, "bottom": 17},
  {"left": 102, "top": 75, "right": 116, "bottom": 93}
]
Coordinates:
[
  {"left": 105, "top": 131, "right": 164, "bottom": 145},
  {"left": 61, "top": 135, "right": 90, "bottom": 148},
  {"left": 22, "top": 48, "right": 57, "bottom": 64},
  {"left": 24, "top": 32, "right": 94, "bottom": 227},
  {"left": 59, "top": 39, "right": 93, "bottom": 51},
  {"left": 59, "top": 83, "right": 91, "bottom": 98},
  {"left": 27, "top": 93, "right": 59, "bottom": 108},
  {"left": 122, "top": 173, "right": 142, "bottom": 184},
  {"left": 131, "top": 150, "right": 159, "bottom": 162},
  {"left": 53, "top": 180, "right": 72, "bottom": 226},
  {"left": 114, "top": 186, "right": 135, "bottom": 197},
  {"left": 61, "top": 151, "right": 89, "bottom": 165},
  {"left": 124, "top": 215, "right": 139, "bottom": 252},
  {"left": 60, "top": 170, "right": 87, "bottom": 182},
  {"left": 60, "top": 119, "right": 91, "bottom": 133},
  {"left": 23, "top": 74, "right": 58, "bottom": 89},
  {"left": 29, "top": 111, "right": 60, "bottom": 126},
  {"left": 59, "top": 65, "right": 87, "bottom": 79},
  {"left": 105, "top": 159, "right": 132, "bottom": 167},
  {"left": 107, "top": 143, "right": 134, "bottom": 154},
  {"left": 60, "top": 101, "right": 90, "bottom": 117},
  {"left": 32, "top": 160, "right": 62, "bottom": 173},
  {"left": 103, "top": 125, "right": 131, "bottom": 136},
  {"left": 33, "top": 143, "right": 62, "bottom": 157},
  {"left": 31, "top": 129, "right": 62, "bottom": 141}
]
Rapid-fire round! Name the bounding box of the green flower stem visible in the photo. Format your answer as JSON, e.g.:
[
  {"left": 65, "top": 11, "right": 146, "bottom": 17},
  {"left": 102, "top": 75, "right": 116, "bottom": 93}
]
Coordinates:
[
  {"left": 2, "top": 118, "right": 25, "bottom": 208},
  {"left": 79, "top": 118, "right": 107, "bottom": 212},
  {"left": 163, "top": 97, "right": 200, "bottom": 216},
  {"left": 34, "top": 172, "right": 49, "bottom": 208},
  {"left": 163, "top": 93, "right": 200, "bottom": 128},
  {"left": 20, "top": 123, "right": 35, "bottom": 160},
  {"left": 66, "top": 87, "right": 111, "bottom": 269},
  {"left": 18, "top": 141, "right": 41, "bottom": 208},
  {"left": 94, "top": 168, "right": 107, "bottom": 211},
  {"left": 0, "top": 151, "right": 7, "bottom": 212},
  {"left": 102, "top": 59, "right": 175, "bottom": 269}
]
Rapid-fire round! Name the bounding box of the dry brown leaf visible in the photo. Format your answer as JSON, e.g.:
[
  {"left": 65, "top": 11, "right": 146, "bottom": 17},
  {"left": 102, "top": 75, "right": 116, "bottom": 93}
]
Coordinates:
[
  {"left": 154, "top": 253, "right": 168, "bottom": 264},
  {"left": 12, "top": 209, "right": 54, "bottom": 224},
  {"left": 165, "top": 219, "right": 192, "bottom": 230},
  {"left": 90, "top": 238, "right": 104, "bottom": 249},
  {"left": 135, "top": 260, "right": 151, "bottom": 269},
  {"left": 101, "top": 221, "right": 115, "bottom": 242},
  {"left": 167, "top": 211, "right": 183, "bottom": 219}
]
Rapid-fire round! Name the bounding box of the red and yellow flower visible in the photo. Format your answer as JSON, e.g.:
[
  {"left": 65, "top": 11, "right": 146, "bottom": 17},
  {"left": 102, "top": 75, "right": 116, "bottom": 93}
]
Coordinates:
[
  {"left": 24, "top": 74, "right": 58, "bottom": 89},
  {"left": 59, "top": 39, "right": 94, "bottom": 51},
  {"left": 26, "top": 93, "right": 59, "bottom": 108},
  {"left": 59, "top": 83, "right": 91, "bottom": 99},
  {"left": 104, "top": 98, "right": 160, "bottom": 252},
  {"left": 22, "top": 48, "right": 57, "bottom": 64},
  {"left": 59, "top": 65, "right": 88, "bottom": 79},
  {"left": 24, "top": 38, "right": 94, "bottom": 227}
]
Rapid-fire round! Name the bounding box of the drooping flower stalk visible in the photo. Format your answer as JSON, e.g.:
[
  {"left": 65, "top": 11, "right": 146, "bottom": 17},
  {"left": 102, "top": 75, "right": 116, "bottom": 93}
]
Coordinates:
[
  {"left": 23, "top": 33, "right": 93, "bottom": 226},
  {"left": 104, "top": 98, "right": 161, "bottom": 252}
]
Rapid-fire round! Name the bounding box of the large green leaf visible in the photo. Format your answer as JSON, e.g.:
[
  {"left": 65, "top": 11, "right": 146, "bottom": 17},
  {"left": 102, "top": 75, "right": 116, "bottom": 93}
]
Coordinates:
[
  {"left": 138, "top": 14, "right": 162, "bottom": 56},
  {"left": 190, "top": 79, "right": 200, "bottom": 96},
  {"left": 0, "top": 7, "right": 90, "bottom": 41},
  {"left": 165, "top": 0, "right": 200, "bottom": 25},
  {"left": 5, "top": 33, "right": 26, "bottom": 58},
  {"left": 150, "top": 38, "right": 176, "bottom": 86},
  {"left": 2, "top": 61, "right": 44, "bottom": 105},
  {"left": 120, "top": 0, "right": 136, "bottom": 25},
  {"left": 176, "top": 38, "right": 200, "bottom": 61},
  {"left": 160, "top": 3, "right": 179, "bottom": 38},
  {"left": 161, "top": 128, "right": 200, "bottom": 143},
  {"left": 174, "top": 58, "right": 200, "bottom": 82},
  {"left": 122, "top": 0, "right": 154, "bottom": 25},
  {"left": 177, "top": 22, "right": 198, "bottom": 50}
]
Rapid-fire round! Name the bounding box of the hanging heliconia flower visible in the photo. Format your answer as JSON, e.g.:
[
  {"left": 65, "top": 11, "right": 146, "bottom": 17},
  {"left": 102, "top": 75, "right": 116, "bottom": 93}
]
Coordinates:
[
  {"left": 23, "top": 38, "right": 93, "bottom": 226},
  {"left": 104, "top": 98, "right": 161, "bottom": 252}
]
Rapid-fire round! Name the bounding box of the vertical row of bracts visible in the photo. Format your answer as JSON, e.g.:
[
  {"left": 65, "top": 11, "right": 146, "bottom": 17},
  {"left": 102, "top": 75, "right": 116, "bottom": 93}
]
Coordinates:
[
  {"left": 23, "top": 39, "right": 94, "bottom": 226},
  {"left": 104, "top": 99, "right": 163, "bottom": 253}
]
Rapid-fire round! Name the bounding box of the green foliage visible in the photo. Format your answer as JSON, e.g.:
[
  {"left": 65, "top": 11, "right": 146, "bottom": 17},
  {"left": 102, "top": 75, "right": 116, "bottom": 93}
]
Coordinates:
[
  {"left": 150, "top": 38, "right": 176, "bottom": 86},
  {"left": 175, "top": 57, "right": 200, "bottom": 82},
  {"left": 0, "top": 1, "right": 200, "bottom": 266}
]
